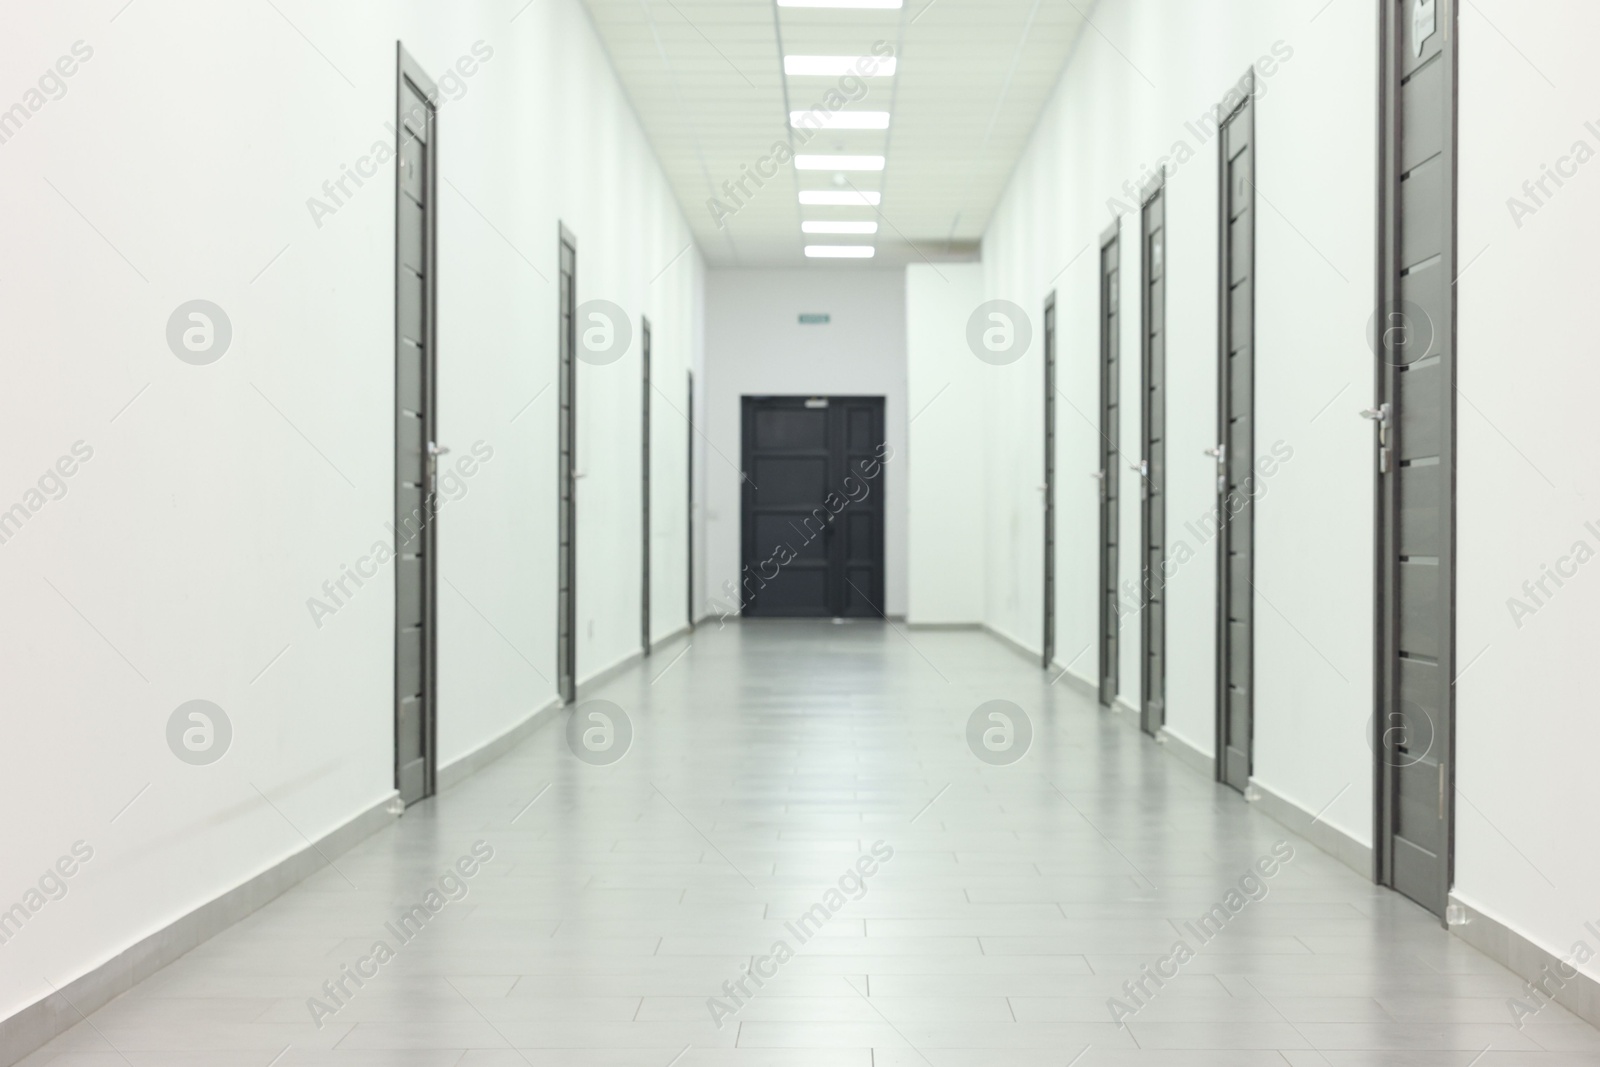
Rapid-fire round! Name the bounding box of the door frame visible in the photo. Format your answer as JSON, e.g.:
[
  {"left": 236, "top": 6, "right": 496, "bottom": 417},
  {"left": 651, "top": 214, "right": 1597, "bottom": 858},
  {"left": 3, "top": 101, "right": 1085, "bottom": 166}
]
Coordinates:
[
  {"left": 1097, "top": 219, "right": 1121, "bottom": 708},
  {"left": 1372, "top": 0, "right": 1458, "bottom": 911},
  {"left": 1214, "top": 70, "right": 1256, "bottom": 790},
  {"left": 1139, "top": 175, "right": 1167, "bottom": 736},
  {"left": 1042, "top": 292, "right": 1057, "bottom": 669},
  {"left": 641, "top": 316, "right": 652, "bottom": 654},
  {"left": 557, "top": 223, "right": 578, "bottom": 704},
  {"left": 393, "top": 43, "right": 438, "bottom": 805}
]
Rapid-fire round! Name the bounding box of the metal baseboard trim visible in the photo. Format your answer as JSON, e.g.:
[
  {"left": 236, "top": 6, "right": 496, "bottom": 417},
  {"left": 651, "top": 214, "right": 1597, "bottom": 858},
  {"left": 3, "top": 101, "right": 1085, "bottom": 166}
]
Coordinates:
[
  {"left": 1245, "top": 777, "right": 1372, "bottom": 879},
  {"left": 0, "top": 793, "right": 398, "bottom": 1067}
]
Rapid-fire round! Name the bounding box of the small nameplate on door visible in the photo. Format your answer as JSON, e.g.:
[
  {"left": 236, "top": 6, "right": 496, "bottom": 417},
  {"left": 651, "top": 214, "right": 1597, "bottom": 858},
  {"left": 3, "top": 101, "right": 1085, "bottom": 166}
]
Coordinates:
[
  {"left": 805, "top": 398, "right": 829, "bottom": 409},
  {"left": 1413, "top": 0, "right": 1437, "bottom": 57},
  {"left": 798, "top": 313, "right": 831, "bottom": 325}
]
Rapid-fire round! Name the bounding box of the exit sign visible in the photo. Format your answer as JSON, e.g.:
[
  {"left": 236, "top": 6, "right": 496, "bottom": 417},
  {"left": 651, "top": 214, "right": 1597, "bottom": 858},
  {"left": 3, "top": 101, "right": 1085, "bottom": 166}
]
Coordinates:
[{"left": 798, "top": 313, "right": 831, "bottom": 325}]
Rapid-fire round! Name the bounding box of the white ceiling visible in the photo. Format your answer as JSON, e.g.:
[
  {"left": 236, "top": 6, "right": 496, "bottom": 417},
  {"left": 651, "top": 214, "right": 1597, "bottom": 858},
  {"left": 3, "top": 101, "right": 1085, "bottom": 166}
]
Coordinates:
[{"left": 582, "top": 0, "right": 1089, "bottom": 267}]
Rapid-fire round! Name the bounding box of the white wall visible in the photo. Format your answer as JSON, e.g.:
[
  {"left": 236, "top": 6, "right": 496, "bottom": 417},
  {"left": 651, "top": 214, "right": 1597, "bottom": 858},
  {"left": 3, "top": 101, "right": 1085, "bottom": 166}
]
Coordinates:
[
  {"left": 1454, "top": 0, "right": 1600, "bottom": 986},
  {"left": 905, "top": 264, "right": 986, "bottom": 625},
  {"left": 977, "top": 0, "right": 1376, "bottom": 846},
  {"left": 0, "top": 0, "right": 700, "bottom": 1024},
  {"left": 703, "top": 268, "right": 908, "bottom": 617}
]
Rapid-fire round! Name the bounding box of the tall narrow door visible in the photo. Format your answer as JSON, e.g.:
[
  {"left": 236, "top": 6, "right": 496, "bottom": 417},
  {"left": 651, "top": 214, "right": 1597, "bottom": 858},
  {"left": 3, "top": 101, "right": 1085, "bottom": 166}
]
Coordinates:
[
  {"left": 1140, "top": 179, "right": 1167, "bottom": 737},
  {"left": 1375, "top": 0, "right": 1456, "bottom": 919},
  {"left": 1215, "top": 77, "right": 1256, "bottom": 792},
  {"left": 687, "top": 369, "right": 695, "bottom": 629},
  {"left": 740, "top": 396, "right": 886, "bottom": 618},
  {"left": 1097, "top": 225, "right": 1121, "bottom": 708},
  {"left": 394, "top": 47, "right": 438, "bottom": 807},
  {"left": 641, "top": 317, "right": 652, "bottom": 654},
  {"left": 557, "top": 226, "right": 577, "bottom": 704},
  {"left": 1042, "top": 294, "right": 1057, "bottom": 669}
]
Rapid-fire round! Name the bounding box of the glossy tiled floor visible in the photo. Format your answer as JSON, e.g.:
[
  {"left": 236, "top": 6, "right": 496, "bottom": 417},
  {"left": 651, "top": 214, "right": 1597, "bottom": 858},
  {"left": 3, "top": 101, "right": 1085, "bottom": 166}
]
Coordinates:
[{"left": 20, "top": 621, "right": 1600, "bottom": 1065}]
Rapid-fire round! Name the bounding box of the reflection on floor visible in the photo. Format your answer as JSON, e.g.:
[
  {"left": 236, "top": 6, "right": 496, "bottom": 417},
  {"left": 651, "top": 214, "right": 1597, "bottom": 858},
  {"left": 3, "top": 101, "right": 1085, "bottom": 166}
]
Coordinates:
[{"left": 20, "top": 621, "right": 1600, "bottom": 1065}]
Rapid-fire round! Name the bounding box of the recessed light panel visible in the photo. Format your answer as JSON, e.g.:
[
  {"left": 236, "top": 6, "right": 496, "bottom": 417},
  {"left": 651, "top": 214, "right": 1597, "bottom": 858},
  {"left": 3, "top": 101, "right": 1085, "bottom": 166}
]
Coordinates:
[
  {"left": 802, "top": 221, "right": 880, "bottom": 234},
  {"left": 805, "top": 245, "right": 877, "bottom": 258},
  {"left": 799, "top": 191, "right": 882, "bottom": 206},
  {"left": 784, "top": 56, "right": 898, "bottom": 77}
]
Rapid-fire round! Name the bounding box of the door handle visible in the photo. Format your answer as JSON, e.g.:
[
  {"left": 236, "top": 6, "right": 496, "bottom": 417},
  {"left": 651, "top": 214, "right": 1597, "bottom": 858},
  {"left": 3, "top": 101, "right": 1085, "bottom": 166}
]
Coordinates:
[
  {"left": 1204, "top": 444, "right": 1226, "bottom": 494},
  {"left": 1361, "top": 403, "right": 1393, "bottom": 473},
  {"left": 428, "top": 442, "right": 451, "bottom": 457},
  {"left": 1089, "top": 470, "right": 1105, "bottom": 480},
  {"left": 1129, "top": 460, "right": 1149, "bottom": 476}
]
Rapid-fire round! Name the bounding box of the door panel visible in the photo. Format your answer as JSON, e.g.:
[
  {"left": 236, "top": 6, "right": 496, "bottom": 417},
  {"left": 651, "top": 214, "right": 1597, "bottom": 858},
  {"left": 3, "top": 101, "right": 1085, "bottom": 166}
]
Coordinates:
[
  {"left": 1098, "top": 231, "right": 1120, "bottom": 707},
  {"left": 1043, "top": 295, "right": 1057, "bottom": 668},
  {"left": 557, "top": 229, "right": 577, "bottom": 703},
  {"left": 394, "top": 47, "right": 438, "bottom": 807},
  {"left": 1216, "top": 75, "right": 1256, "bottom": 793},
  {"left": 641, "top": 318, "right": 652, "bottom": 654},
  {"left": 1377, "top": 0, "right": 1456, "bottom": 919},
  {"left": 740, "top": 397, "right": 886, "bottom": 618},
  {"left": 1140, "top": 181, "right": 1167, "bottom": 736}
]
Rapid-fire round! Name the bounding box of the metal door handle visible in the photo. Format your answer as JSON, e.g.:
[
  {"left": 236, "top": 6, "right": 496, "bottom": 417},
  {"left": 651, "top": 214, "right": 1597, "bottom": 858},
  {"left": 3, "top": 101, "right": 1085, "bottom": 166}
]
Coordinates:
[
  {"left": 1129, "top": 460, "right": 1148, "bottom": 476},
  {"left": 428, "top": 442, "right": 451, "bottom": 457},
  {"left": 1359, "top": 404, "right": 1391, "bottom": 424},
  {"left": 1089, "top": 470, "right": 1105, "bottom": 480}
]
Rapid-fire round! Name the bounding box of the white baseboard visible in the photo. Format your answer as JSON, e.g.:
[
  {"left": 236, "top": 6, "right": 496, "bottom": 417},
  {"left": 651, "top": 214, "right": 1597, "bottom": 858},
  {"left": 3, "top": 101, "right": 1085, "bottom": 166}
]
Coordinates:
[
  {"left": 1244, "top": 777, "right": 1372, "bottom": 879},
  {"left": 1156, "top": 726, "right": 1216, "bottom": 778},
  {"left": 982, "top": 624, "right": 1042, "bottom": 666},
  {"left": 0, "top": 793, "right": 399, "bottom": 1067},
  {"left": 1447, "top": 895, "right": 1600, "bottom": 1031},
  {"left": 438, "top": 698, "right": 563, "bottom": 792}
]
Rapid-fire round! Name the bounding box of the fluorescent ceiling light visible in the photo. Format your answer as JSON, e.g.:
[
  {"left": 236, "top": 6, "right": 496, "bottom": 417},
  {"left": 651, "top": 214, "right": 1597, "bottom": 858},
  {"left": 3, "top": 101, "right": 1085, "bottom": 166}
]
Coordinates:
[
  {"left": 802, "top": 221, "right": 880, "bottom": 234},
  {"left": 779, "top": 0, "right": 902, "bottom": 8},
  {"left": 799, "top": 190, "right": 881, "bottom": 206},
  {"left": 784, "top": 56, "right": 898, "bottom": 77},
  {"left": 806, "top": 245, "right": 877, "bottom": 259},
  {"left": 790, "top": 110, "right": 891, "bottom": 130},
  {"left": 795, "top": 155, "right": 885, "bottom": 171}
]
